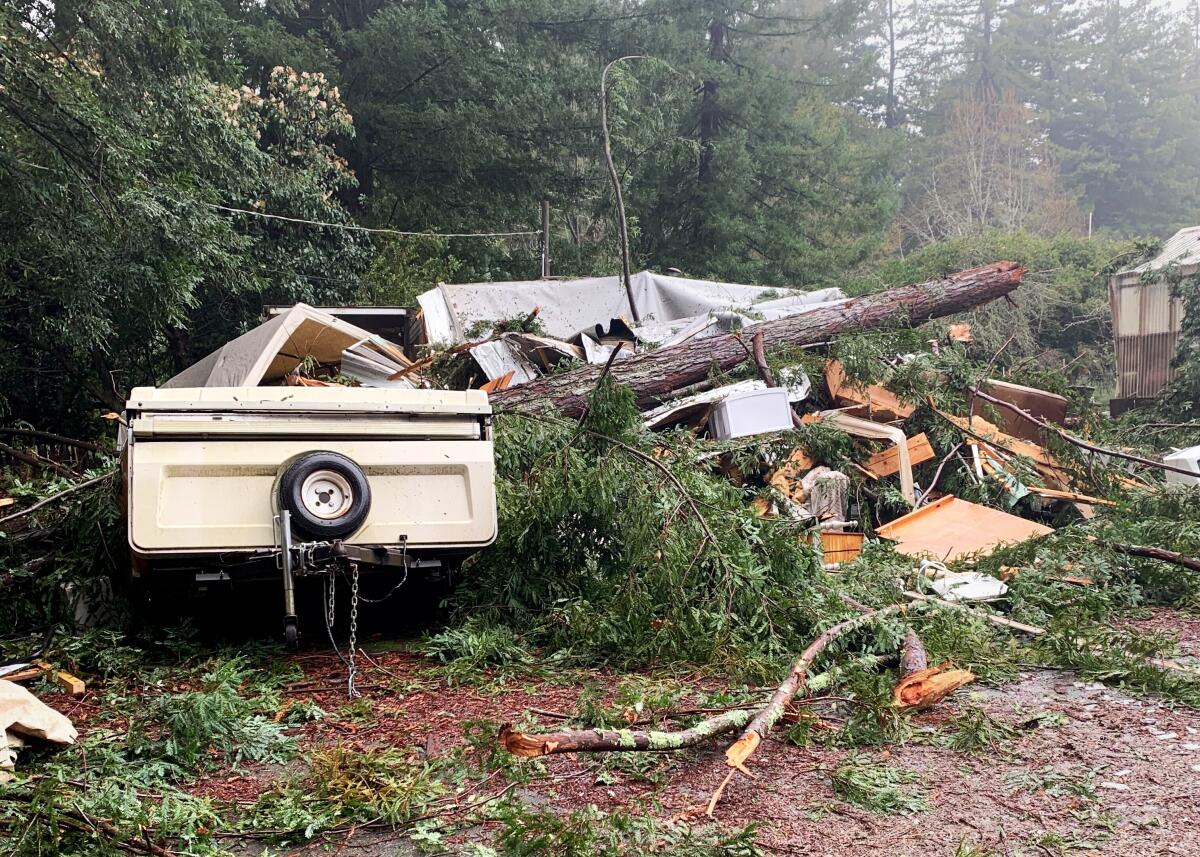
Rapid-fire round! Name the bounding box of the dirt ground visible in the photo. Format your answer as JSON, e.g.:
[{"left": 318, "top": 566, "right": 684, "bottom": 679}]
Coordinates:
[{"left": 40, "top": 607, "right": 1200, "bottom": 857}]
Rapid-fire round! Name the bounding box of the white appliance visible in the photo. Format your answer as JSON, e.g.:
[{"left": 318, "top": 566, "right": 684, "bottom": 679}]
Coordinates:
[{"left": 709, "top": 388, "right": 793, "bottom": 440}]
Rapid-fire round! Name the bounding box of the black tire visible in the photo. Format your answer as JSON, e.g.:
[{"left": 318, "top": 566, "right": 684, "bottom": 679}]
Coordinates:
[
  {"left": 278, "top": 452, "right": 372, "bottom": 540},
  {"left": 284, "top": 618, "right": 300, "bottom": 648}
]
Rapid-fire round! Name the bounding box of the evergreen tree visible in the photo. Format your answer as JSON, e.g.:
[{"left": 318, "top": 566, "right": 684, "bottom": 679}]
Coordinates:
[
  {"left": 1049, "top": 0, "right": 1200, "bottom": 233},
  {"left": 0, "top": 1, "right": 367, "bottom": 427}
]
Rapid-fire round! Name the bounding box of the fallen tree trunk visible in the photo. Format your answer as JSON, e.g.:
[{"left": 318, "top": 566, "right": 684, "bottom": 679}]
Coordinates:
[{"left": 492, "top": 262, "right": 1025, "bottom": 418}]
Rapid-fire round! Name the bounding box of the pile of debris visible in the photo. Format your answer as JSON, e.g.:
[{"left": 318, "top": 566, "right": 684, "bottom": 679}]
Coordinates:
[
  {"left": 412, "top": 269, "right": 847, "bottom": 391},
  {"left": 468, "top": 259, "right": 1200, "bottom": 816},
  {"left": 162, "top": 303, "right": 426, "bottom": 390}
]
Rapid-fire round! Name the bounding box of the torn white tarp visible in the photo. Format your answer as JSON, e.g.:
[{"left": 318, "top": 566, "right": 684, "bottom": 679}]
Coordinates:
[
  {"left": 643, "top": 370, "right": 811, "bottom": 430},
  {"left": 920, "top": 560, "right": 1009, "bottom": 603},
  {"left": 417, "top": 271, "right": 847, "bottom": 344},
  {"left": 164, "top": 304, "right": 414, "bottom": 388}
]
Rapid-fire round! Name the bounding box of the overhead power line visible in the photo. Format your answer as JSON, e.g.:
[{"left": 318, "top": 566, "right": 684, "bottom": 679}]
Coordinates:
[{"left": 204, "top": 202, "right": 538, "bottom": 238}]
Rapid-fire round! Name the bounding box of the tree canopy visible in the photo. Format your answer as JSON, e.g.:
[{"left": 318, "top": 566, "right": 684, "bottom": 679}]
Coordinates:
[{"left": 2, "top": 0, "right": 1197, "bottom": 429}]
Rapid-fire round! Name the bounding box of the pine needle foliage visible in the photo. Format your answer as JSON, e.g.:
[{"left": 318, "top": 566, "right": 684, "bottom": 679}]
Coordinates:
[
  {"left": 831, "top": 753, "right": 930, "bottom": 814},
  {"left": 491, "top": 802, "right": 763, "bottom": 857},
  {"left": 450, "top": 378, "right": 839, "bottom": 679}
]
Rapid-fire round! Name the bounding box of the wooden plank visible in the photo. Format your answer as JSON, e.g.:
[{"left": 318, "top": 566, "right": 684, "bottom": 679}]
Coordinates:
[
  {"left": 1023, "top": 486, "right": 1117, "bottom": 506},
  {"left": 480, "top": 370, "right": 515, "bottom": 393},
  {"left": 4, "top": 661, "right": 86, "bottom": 696},
  {"left": 818, "top": 530, "right": 865, "bottom": 564},
  {"left": 768, "top": 448, "right": 817, "bottom": 504},
  {"left": 864, "top": 432, "right": 935, "bottom": 477},
  {"left": 941, "top": 411, "right": 1071, "bottom": 489},
  {"left": 824, "top": 360, "right": 915, "bottom": 422},
  {"left": 971, "top": 379, "right": 1067, "bottom": 444}
]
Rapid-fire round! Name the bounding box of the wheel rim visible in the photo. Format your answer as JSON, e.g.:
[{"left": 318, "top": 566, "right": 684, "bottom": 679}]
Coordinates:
[{"left": 299, "top": 470, "right": 354, "bottom": 520}]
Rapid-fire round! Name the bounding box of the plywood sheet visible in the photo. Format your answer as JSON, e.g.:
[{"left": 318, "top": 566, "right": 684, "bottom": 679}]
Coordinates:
[{"left": 876, "top": 495, "right": 1052, "bottom": 562}]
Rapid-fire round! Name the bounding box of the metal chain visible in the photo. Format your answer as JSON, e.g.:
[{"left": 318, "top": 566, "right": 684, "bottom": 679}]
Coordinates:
[
  {"left": 325, "top": 569, "right": 336, "bottom": 637},
  {"left": 347, "top": 561, "right": 360, "bottom": 699},
  {"left": 352, "top": 537, "right": 409, "bottom": 604}
]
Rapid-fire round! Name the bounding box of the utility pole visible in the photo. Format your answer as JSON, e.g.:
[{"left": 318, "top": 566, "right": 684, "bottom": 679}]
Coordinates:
[
  {"left": 540, "top": 200, "right": 551, "bottom": 278},
  {"left": 601, "top": 55, "right": 646, "bottom": 322}
]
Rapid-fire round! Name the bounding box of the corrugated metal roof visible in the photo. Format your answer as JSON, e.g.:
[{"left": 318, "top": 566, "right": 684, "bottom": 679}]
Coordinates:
[{"left": 1128, "top": 226, "right": 1200, "bottom": 275}]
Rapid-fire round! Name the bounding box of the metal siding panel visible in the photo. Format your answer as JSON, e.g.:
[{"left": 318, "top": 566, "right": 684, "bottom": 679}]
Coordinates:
[{"left": 1109, "top": 279, "right": 1187, "bottom": 399}]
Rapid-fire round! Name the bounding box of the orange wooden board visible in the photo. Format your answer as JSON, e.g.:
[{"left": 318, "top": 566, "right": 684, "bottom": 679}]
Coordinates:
[
  {"left": 876, "top": 495, "right": 1053, "bottom": 562},
  {"left": 864, "top": 432, "right": 935, "bottom": 477},
  {"left": 824, "top": 360, "right": 915, "bottom": 421},
  {"left": 818, "top": 530, "right": 865, "bottom": 564}
]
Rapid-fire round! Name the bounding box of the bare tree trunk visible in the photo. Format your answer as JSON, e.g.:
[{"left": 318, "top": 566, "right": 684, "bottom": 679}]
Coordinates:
[
  {"left": 492, "top": 261, "right": 1025, "bottom": 417},
  {"left": 600, "top": 55, "right": 646, "bottom": 322},
  {"left": 885, "top": 0, "right": 898, "bottom": 128}
]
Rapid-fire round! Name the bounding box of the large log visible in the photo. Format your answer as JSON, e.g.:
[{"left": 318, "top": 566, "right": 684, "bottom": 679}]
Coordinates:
[{"left": 491, "top": 261, "right": 1025, "bottom": 417}]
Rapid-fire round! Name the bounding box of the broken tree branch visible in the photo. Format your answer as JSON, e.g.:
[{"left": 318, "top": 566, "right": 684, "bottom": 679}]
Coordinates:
[
  {"left": 0, "top": 470, "right": 116, "bottom": 526},
  {"left": 969, "top": 386, "right": 1198, "bottom": 479},
  {"left": 493, "top": 262, "right": 1026, "bottom": 417},
  {"left": 0, "top": 427, "right": 109, "bottom": 454},
  {"left": 901, "top": 589, "right": 1046, "bottom": 636},
  {"left": 724, "top": 603, "right": 909, "bottom": 771},
  {"left": 1093, "top": 539, "right": 1200, "bottom": 574},
  {"left": 0, "top": 441, "right": 78, "bottom": 478},
  {"left": 748, "top": 330, "right": 803, "bottom": 429},
  {"left": 499, "top": 706, "right": 754, "bottom": 757},
  {"left": 905, "top": 590, "right": 1200, "bottom": 678}
]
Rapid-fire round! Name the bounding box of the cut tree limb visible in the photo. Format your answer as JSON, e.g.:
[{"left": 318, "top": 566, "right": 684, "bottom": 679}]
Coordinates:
[
  {"left": 891, "top": 627, "right": 975, "bottom": 710},
  {"left": 493, "top": 262, "right": 1026, "bottom": 418}
]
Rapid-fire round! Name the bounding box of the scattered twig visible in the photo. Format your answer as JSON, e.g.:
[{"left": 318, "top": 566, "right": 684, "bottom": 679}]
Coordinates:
[
  {"left": 574, "top": 342, "right": 626, "bottom": 426},
  {"left": 0, "top": 792, "right": 174, "bottom": 856},
  {"left": 967, "top": 332, "right": 1019, "bottom": 428},
  {"left": 0, "top": 427, "right": 109, "bottom": 454},
  {"left": 917, "top": 441, "right": 963, "bottom": 504},
  {"left": 0, "top": 441, "right": 79, "bottom": 477}
]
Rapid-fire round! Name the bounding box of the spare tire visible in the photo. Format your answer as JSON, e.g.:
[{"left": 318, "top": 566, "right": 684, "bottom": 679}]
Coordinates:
[{"left": 278, "top": 452, "right": 371, "bottom": 540}]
